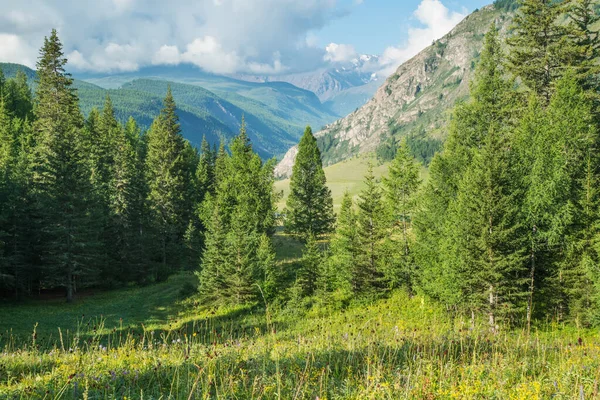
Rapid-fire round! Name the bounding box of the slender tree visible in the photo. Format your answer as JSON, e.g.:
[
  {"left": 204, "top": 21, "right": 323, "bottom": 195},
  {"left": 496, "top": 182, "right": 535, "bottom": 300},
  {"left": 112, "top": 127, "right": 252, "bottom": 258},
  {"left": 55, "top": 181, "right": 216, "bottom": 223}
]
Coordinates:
[
  {"left": 32, "top": 30, "right": 99, "bottom": 302},
  {"left": 285, "top": 126, "right": 334, "bottom": 238}
]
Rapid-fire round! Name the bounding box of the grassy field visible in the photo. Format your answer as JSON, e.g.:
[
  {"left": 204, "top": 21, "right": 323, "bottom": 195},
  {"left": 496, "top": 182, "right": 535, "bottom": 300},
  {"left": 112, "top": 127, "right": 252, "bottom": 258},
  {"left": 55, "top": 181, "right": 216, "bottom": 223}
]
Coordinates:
[
  {"left": 275, "top": 153, "right": 429, "bottom": 211},
  {"left": 275, "top": 154, "right": 389, "bottom": 211},
  {"left": 2, "top": 269, "right": 600, "bottom": 398},
  {"left": 1, "top": 195, "right": 597, "bottom": 399}
]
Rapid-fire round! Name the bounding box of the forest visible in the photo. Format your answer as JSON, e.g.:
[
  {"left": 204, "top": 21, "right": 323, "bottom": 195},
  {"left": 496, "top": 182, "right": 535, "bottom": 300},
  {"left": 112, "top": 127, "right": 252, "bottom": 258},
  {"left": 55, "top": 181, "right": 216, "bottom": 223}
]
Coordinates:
[{"left": 2, "top": 0, "right": 600, "bottom": 397}]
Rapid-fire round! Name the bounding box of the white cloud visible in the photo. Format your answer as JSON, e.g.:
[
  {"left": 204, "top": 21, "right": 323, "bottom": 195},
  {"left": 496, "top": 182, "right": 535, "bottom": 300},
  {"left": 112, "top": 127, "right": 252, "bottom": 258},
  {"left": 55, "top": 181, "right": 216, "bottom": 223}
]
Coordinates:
[
  {"left": 152, "top": 45, "right": 181, "bottom": 65},
  {"left": 0, "top": 34, "right": 36, "bottom": 67},
  {"left": 181, "top": 36, "right": 241, "bottom": 74},
  {"left": 0, "top": 0, "right": 466, "bottom": 77},
  {"left": 324, "top": 43, "right": 357, "bottom": 63},
  {"left": 0, "top": 0, "right": 348, "bottom": 74},
  {"left": 378, "top": 0, "right": 466, "bottom": 76}
]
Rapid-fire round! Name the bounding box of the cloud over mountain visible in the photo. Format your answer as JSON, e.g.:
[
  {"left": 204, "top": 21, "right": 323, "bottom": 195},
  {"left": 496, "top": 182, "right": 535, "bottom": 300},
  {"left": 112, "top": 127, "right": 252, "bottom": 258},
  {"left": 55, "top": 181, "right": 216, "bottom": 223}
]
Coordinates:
[{"left": 0, "top": 0, "right": 468, "bottom": 77}]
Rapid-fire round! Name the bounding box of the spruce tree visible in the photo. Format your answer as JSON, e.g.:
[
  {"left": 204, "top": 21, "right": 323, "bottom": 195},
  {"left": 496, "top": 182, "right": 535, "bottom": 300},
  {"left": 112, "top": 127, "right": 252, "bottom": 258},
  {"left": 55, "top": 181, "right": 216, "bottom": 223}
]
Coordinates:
[
  {"left": 145, "top": 87, "right": 188, "bottom": 279},
  {"left": 32, "top": 30, "right": 99, "bottom": 302},
  {"left": 382, "top": 138, "right": 421, "bottom": 289},
  {"left": 507, "top": 0, "right": 564, "bottom": 103},
  {"left": 415, "top": 26, "right": 518, "bottom": 305},
  {"left": 328, "top": 191, "right": 358, "bottom": 295},
  {"left": 198, "top": 122, "right": 277, "bottom": 305},
  {"left": 285, "top": 126, "right": 334, "bottom": 238},
  {"left": 297, "top": 234, "right": 322, "bottom": 297},
  {"left": 564, "top": 0, "right": 600, "bottom": 92},
  {"left": 354, "top": 164, "right": 387, "bottom": 295}
]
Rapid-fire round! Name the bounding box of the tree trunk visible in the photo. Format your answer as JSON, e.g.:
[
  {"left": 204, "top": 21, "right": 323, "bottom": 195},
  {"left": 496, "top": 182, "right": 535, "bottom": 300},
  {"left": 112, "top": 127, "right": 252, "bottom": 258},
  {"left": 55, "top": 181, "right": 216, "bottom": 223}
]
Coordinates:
[
  {"left": 489, "top": 284, "right": 496, "bottom": 333},
  {"left": 527, "top": 237, "right": 535, "bottom": 334}
]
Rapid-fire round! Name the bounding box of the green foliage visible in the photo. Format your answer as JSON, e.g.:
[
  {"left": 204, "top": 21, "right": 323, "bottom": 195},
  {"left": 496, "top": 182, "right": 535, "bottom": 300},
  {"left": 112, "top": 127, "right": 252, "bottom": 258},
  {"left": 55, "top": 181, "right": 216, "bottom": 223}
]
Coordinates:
[
  {"left": 381, "top": 138, "right": 421, "bottom": 290},
  {"left": 353, "top": 164, "right": 387, "bottom": 295},
  {"left": 198, "top": 121, "right": 279, "bottom": 306},
  {"left": 285, "top": 126, "right": 335, "bottom": 238},
  {"left": 32, "top": 30, "right": 100, "bottom": 303},
  {"left": 494, "top": 0, "right": 520, "bottom": 11}
]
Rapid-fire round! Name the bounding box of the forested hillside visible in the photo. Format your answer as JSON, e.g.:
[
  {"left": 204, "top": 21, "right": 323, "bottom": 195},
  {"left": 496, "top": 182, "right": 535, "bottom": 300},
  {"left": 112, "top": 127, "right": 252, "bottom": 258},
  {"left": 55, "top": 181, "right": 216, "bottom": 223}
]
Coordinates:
[{"left": 1, "top": 63, "right": 339, "bottom": 159}]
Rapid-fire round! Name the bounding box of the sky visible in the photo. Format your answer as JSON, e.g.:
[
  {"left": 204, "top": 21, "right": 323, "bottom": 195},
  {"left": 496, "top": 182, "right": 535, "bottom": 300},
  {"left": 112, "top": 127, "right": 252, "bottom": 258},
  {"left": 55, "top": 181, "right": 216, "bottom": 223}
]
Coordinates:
[{"left": 0, "top": 0, "right": 492, "bottom": 77}]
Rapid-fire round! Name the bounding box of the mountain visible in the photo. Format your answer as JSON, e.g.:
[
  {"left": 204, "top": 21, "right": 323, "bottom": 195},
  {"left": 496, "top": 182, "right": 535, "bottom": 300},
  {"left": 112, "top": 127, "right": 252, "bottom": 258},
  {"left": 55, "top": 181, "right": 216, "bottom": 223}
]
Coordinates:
[
  {"left": 274, "top": 4, "right": 513, "bottom": 177},
  {"left": 234, "top": 55, "right": 381, "bottom": 117},
  {"left": 79, "top": 65, "right": 340, "bottom": 157},
  {"left": 1, "top": 63, "right": 340, "bottom": 158}
]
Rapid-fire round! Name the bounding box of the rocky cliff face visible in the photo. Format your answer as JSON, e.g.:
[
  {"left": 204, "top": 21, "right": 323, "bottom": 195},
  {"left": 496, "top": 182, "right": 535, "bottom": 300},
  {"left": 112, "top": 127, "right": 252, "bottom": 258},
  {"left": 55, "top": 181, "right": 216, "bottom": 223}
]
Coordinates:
[{"left": 275, "top": 4, "right": 512, "bottom": 178}]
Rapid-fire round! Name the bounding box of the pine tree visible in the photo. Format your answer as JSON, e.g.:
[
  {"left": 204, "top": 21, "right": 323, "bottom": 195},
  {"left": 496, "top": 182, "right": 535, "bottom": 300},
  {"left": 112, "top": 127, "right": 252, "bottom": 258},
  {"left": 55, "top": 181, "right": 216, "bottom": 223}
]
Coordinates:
[
  {"left": 257, "top": 233, "right": 278, "bottom": 301},
  {"left": 354, "top": 164, "right": 387, "bottom": 295},
  {"left": 545, "top": 72, "right": 597, "bottom": 323},
  {"left": 415, "top": 26, "right": 518, "bottom": 306},
  {"left": 285, "top": 126, "right": 334, "bottom": 238},
  {"left": 507, "top": 0, "right": 564, "bottom": 103},
  {"left": 197, "top": 204, "right": 229, "bottom": 304},
  {"left": 0, "top": 100, "right": 16, "bottom": 294},
  {"left": 198, "top": 122, "right": 277, "bottom": 305},
  {"left": 4, "top": 70, "right": 34, "bottom": 121},
  {"left": 382, "top": 138, "right": 421, "bottom": 290},
  {"left": 446, "top": 121, "right": 528, "bottom": 328},
  {"left": 297, "top": 234, "right": 322, "bottom": 297},
  {"left": 145, "top": 87, "right": 188, "bottom": 280},
  {"left": 32, "top": 30, "right": 99, "bottom": 302},
  {"left": 564, "top": 0, "right": 600, "bottom": 92},
  {"left": 328, "top": 191, "right": 358, "bottom": 295}
]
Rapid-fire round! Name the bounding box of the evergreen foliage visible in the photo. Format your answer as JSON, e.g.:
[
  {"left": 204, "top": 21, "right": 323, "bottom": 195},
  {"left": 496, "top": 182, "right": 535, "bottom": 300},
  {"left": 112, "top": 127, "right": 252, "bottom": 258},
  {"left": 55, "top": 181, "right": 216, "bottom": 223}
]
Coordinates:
[{"left": 285, "top": 126, "right": 335, "bottom": 238}]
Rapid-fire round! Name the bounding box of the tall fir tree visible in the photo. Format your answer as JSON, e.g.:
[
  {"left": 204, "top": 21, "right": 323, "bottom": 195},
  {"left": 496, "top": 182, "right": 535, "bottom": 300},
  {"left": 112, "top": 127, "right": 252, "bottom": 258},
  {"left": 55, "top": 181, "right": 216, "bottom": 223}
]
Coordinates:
[
  {"left": 415, "top": 26, "right": 519, "bottom": 306},
  {"left": 198, "top": 122, "right": 278, "bottom": 305},
  {"left": 382, "top": 138, "right": 421, "bottom": 290},
  {"left": 354, "top": 164, "right": 387, "bottom": 295},
  {"left": 285, "top": 126, "right": 334, "bottom": 238},
  {"left": 328, "top": 191, "right": 358, "bottom": 295},
  {"left": 297, "top": 234, "right": 322, "bottom": 297},
  {"left": 145, "top": 87, "right": 188, "bottom": 280},
  {"left": 507, "top": 0, "right": 564, "bottom": 103},
  {"left": 32, "top": 30, "right": 99, "bottom": 302}
]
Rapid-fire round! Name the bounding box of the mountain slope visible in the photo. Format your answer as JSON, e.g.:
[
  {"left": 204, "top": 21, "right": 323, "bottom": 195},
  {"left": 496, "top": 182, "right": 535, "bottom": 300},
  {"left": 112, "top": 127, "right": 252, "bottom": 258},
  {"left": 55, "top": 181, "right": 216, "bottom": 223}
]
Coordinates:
[
  {"left": 1, "top": 63, "right": 341, "bottom": 158},
  {"left": 275, "top": 4, "right": 513, "bottom": 177},
  {"left": 81, "top": 65, "right": 340, "bottom": 150},
  {"left": 234, "top": 56, "right": 381, "bottom": 117}
]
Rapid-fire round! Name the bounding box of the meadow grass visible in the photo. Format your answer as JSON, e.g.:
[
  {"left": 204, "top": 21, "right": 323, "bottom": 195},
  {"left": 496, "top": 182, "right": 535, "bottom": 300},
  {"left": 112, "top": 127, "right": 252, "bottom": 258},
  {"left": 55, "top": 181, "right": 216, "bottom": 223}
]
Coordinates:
[
  {"left": 275, "top": 153, "right": 429, "bottom": 211},
  {"left": 2, "top": 269, "right": 600, "bottom": 399}
]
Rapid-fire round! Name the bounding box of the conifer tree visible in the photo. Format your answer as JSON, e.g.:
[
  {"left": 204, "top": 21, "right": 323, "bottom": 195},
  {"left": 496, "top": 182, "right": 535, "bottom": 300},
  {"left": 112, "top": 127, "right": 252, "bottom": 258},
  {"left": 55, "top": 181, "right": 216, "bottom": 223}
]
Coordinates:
[
  {"left": 415, "top": 26, "right": 517, "bottom": 305},
  {"left": 4, "top": 70, "right": 34, "bottom": 121},
  {"left": 508, "top": 0, "right": 564, "bottom": 103},
  {"left": 145, "top": 87, "right": 188, "bottom": 279},
  {"left": 564, "top": 0, "right": 600, "bottom": 92},
  {"left": 328, "top": 191, "right": 358, "bottom": 294},
  {"left": 382, "top": 138, "right": 421, "bottom": 289},
  {"left": 198, "top": 122, "right": 277, "bottom": 305},
  {"left": 354, "top": 164, "right": 387, "bottom": 295},
  {"left": 257, "top": 233, "right": 278, "bottom": 301},
  {"left": 297, "top": 234, "right": 322, "bottom": 297},
  {"left": 32, "top": 30, "right": 99, "bottom": 302},
  {"left": 285, "top": 126, "right": 334, "bottom": 238}
]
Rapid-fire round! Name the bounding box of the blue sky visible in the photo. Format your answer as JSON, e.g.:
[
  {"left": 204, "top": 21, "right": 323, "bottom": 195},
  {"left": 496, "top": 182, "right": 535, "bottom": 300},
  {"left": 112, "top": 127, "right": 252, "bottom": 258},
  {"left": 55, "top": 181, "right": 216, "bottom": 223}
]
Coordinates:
[
  {"left": 0, "top": 0, "right": 494, "bottom": 76},
  {"left": 319, "top": 0, "right": 491, "bottom": 55}
]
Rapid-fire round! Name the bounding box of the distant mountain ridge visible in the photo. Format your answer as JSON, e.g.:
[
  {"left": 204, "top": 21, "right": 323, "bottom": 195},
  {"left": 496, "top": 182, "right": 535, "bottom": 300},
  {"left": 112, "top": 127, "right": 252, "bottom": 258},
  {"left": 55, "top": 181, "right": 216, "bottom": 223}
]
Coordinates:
[
  {"left": 275, "top": 4, "right": 513, "bottom": 178},
  {"left": 233, "top": 55, "right": 381, "bottom": 117},
  {"left": 1, "top": 63, "right": 340, "bottom": 158}
]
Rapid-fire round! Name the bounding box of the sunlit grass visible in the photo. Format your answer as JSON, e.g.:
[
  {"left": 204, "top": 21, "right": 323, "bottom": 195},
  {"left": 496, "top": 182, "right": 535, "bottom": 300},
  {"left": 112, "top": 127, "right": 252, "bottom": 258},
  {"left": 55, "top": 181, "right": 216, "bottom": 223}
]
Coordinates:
[{"left": 2, "top": 275, "right": 600, "bottom": 399}]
